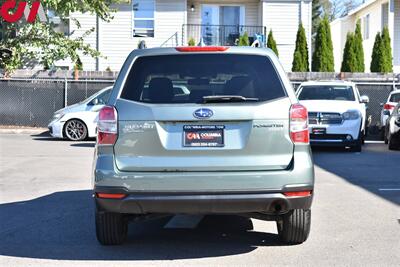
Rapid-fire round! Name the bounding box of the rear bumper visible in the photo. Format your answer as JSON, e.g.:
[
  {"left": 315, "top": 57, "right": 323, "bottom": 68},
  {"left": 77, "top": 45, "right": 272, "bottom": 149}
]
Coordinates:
[
  {"left": 310, "top": 134, "right": 360, "bottom": 146},
  {"left": 92, "top": 145, "right": 314, "bottom": 215},
  {"left": 309, "top": 119, "right": 362, "bottom": 145},
  {"left": 94, "top": 189, "right": 313, "bottom": 215}
]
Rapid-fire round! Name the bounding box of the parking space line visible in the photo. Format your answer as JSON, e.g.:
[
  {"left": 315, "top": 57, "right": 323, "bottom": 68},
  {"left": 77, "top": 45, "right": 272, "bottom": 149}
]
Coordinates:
[
  {"left": 365, "top": 141, "right": 385, "bottom": 144},
  {"left": 378, "top": 189, "right": 400, "bottom": 191}
]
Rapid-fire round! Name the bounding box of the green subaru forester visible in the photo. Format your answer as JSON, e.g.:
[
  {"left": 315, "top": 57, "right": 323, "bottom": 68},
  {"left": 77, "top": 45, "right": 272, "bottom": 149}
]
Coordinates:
[{"left": 93, "top": 46, "right": 314, "bottom": 245}]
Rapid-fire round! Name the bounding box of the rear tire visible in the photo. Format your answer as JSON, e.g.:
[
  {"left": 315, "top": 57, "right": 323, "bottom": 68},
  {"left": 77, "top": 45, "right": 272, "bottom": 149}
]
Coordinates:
[
  {"left": 96, "top": 211, "right": 128, "bottom": 245},
  {"left": 350, "top": 138, "right": 362, "bottom": 152},
  {"left": 277, "top": 209, "right": 311, "bottom": 244},
  {"left": 384, "top": 128, "right": 389, "bottom": 144},
  {"left": 388, "top": 134, "right": 399, "bottom": 150}
]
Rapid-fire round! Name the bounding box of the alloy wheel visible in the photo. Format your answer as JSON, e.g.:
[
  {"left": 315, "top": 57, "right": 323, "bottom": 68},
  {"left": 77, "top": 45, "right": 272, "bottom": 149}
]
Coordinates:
[{"left": 64, "top": 120, "right": 88, "bottom": 141}]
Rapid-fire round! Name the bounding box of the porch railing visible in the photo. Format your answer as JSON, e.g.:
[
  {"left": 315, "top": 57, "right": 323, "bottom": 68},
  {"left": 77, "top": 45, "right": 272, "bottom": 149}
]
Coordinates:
[
  {"left": 182, "top": 24, "right": 266, "bottom": 46},
  {"left": 160, "top": 32, "right": 179, "bottom": 47}
]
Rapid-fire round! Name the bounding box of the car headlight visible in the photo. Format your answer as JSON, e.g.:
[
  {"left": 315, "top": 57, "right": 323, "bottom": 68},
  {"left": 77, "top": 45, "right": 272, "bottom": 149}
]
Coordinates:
[
  {"left": 342, "top": 110, "right": 360, "bottom": 120},
  {"left": 52, "top": 113, "right": 65, "bottom": 121}
]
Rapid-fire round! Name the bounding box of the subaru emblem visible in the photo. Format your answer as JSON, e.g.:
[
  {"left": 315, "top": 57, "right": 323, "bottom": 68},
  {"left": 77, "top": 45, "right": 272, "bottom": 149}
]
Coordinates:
[{"left": 193, "top": 108, "right": 214, "bottom": 119}]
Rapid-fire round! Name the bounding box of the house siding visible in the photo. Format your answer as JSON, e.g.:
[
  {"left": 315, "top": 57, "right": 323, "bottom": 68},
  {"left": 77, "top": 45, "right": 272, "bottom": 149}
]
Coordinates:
[
  {"left": 393, "top": 0, "right": 400, "bottom": 72},
  {"left": 187, "top": 0, "right": 260, "bottom": 26},
  {"left": 331, "top": 16, "right": 356, "bottom": 72},
  {"left": 69, "top": 12, "right": 98, "bottom": 70},
  {"left": 353, "top": 0, "right": 388, "bottom": 72},
  {"left": 67, "top": 0, "right": 311, "bottom": 72},
  {"left": 69, "top": 1, "right": 186, "bottom": 71},
  {"left": 262, "top": 0, "right": 311, "bottom": 71},
  {"left": 331, "top": 0, "right": 399, "bottom": 73}
]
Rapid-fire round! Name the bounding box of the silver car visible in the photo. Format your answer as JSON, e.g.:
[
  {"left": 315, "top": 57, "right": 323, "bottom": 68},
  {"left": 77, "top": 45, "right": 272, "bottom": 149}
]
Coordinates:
[
  {"left": 384, "top": 103, "right": 400, "bottom": 150},
  {"left": 92, "top": 47, "right": 315, "bottom": 245}
]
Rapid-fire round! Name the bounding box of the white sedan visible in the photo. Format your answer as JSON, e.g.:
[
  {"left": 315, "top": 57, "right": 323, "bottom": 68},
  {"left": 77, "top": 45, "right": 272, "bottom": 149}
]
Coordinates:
[{"left": 48, "top": 87, "right": 112, "bottom": 141}]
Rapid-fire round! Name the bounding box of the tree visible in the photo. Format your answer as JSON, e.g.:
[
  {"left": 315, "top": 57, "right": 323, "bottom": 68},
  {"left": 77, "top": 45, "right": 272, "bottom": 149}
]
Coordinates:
[
  {"left": 353, "top": 21, "right": 365, "bottom": 72},
  {"left": 381, "top": 26, "right": 393, "bottom": 73},
  {"left": 341, "top": 32, "right": 356, "bottom": 72},
  {"left": 312, "top": 0, "right": 331, "bottom": 34},
  {"left": 292, "top": 23, "right": 309, "bottom": 72},
  {"left": 238, "top": 32, "right": 250, "bottom": 46},
  {"left": 341, "top": 21, "right": 364, "bottom": 73},
  {"left": 370, "top": 28, "right": 393, "bottom": 73},
  {"left": 267, "top": 30, "right": 279, "bottom": 57},
  {"left": 370, "top": 32, "right": 383, "bottom": 72},
  {"left": 0, "top": 0, "right": 117, "bottom": 72},
  {"left": 188, "top": 37, "right": 196, "bottom": 46},
  {"left": 312, "top": 16, "right": 334, "bottom": 72}
]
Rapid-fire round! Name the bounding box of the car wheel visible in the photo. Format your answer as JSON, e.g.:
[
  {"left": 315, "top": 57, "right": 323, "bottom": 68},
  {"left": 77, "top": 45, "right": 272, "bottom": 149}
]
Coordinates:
[
  {"left": 388, "top": 134, "right": 399, "bottom": 151},
  {"left": 361, "top": 130, "right": 366, "bottom": 145},
  {"left": 384, "top": 128, "right": 389, "bottom": 144},
  {"left": 96, "top": 210, "right": 128, "bottom": 245},
  {"left": 277, "top": 209, "right": 311, "bottom": 244},
  {"left": 64, "top": 119, "right": 88, "bottom": 141},
  {"left": 380, "top": 127, "right": 386, "bottom": 141},
  {"left": 350, "top": 138, "right": 362, "bottom": 152}
]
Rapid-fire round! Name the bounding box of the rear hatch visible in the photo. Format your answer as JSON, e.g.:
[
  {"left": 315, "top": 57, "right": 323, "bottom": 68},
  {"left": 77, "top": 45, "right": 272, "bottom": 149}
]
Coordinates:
[{"left": 114, "top": 52, "right": 294, "bottom": 172}]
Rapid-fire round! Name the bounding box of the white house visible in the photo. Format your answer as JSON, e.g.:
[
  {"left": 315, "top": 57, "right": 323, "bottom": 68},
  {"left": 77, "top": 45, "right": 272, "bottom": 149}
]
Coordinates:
[
  {"left": 330, "top": 0, "right": 400, "bottom": 73},
  {"left": 64, "top": 0, "right": 312, "bottom": 72}
]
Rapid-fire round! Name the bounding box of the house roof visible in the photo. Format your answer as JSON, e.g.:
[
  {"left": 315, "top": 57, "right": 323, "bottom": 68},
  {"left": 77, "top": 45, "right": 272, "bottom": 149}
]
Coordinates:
[
  {"left": 347, "top": 0, "right": 377, "bottom": 16},
  {"left": 330, "top": 0, "right": 378, "bottom": 25}
]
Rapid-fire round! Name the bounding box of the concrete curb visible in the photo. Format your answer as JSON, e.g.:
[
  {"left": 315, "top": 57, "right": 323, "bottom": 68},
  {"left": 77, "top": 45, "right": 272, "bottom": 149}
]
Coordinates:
[{"left": 0, "top": 128, "right": 48, "bottom": 135}]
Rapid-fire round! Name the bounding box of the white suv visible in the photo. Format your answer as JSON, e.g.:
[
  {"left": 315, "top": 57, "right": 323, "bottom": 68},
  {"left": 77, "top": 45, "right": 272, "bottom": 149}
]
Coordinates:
[{"left": 297, "top": 81, "right": 369, "bottom": 152}]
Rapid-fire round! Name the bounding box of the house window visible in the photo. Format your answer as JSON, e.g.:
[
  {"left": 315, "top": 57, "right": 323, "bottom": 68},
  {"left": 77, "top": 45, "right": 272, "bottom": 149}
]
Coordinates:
[
  {"left": 363, "top": 14, "right": 370, "bottom": 40},
  {"left": 133, "top": 0, "right": 155, "bottom": 37},
  {"left": 48, "top": 10, "right": 70, "bottom": 36}
]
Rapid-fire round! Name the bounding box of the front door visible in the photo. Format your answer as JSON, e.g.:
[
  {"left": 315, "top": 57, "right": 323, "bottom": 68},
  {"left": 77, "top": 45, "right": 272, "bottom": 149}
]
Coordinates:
[{"left": 201, "top": 5, "right": 244, "bottom": 45}]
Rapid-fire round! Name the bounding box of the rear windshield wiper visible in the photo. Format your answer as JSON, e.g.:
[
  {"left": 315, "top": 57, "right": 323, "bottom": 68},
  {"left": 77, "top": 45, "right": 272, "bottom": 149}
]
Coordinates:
[{"left": 202, "top": 95, "right": 259, "bottom": 103}]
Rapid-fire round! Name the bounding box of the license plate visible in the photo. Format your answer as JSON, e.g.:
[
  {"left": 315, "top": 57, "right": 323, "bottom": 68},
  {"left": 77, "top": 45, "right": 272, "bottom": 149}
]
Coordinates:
[
  {"left": 183, "top": 125, "right": 225, "bottom": 147},
  {"left": 312, "top": 127, "right": 326, "bottom": 135}
]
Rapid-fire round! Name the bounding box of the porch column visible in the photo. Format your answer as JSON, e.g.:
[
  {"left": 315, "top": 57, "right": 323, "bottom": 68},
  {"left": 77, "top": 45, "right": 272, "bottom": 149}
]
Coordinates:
[{"left": 392, "top": 0, "right": 400, "bottom": 72}]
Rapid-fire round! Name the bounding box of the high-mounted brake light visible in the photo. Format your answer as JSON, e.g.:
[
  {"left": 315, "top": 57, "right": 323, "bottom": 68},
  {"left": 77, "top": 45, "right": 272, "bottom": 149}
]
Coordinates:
[
  {"left": 383, "top": 103, "right": 395, "bottom": 110},
  {"left": 283, "top": 191, "right": 312, "bottom": 197},
  {"left": 97, "top": 106, "right": 118, "bottom": 145},
  {"left": 290, "top": 104, "right": 309, "bottom": 144},
  {"left": 96, "top": 193, "right": 126, "bottom": 199},
  {"left": 175, "top": 46, "right": 229, "bottom": 52}
]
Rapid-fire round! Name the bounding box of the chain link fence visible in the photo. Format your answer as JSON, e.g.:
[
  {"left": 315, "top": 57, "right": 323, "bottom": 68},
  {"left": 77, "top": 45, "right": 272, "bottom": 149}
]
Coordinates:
[
  {"left": 0, "top": 78, "right": 398, "bottom": 130},
  {"left": 0, "top": 79, "right": 114, "bottom": 127}
]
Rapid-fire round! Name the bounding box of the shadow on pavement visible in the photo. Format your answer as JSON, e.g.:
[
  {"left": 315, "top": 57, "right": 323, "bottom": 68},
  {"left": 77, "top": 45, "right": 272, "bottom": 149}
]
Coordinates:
[
  {"left": 0, "top": 190, "right": 282, "bottom": 261},
  {"left": 312, "top": 143, "right": 400, "bottom": 206},
  {"left": 70, "top": 143, "right": 95, "bottom": 148},
  {"left": 30, "top": 131, "right": 51, "bottom": 137}
]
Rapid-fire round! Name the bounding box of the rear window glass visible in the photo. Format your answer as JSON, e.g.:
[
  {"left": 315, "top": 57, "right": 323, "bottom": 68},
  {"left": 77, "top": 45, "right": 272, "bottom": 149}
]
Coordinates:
[
  {"left": 298, "top": 85, "right": 355, "bottom": 101},
  {"left": 389, "top": 93, "right": 400, "bottom": 102},
  {"left": 120, "top": 54, "right": 286, "bottom": 103}
]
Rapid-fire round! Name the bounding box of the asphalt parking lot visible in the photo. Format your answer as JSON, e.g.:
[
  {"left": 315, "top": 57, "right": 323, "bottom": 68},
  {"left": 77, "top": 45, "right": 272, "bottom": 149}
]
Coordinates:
[{"left": 0, "top": 133, "right": 399, "bottom": 266}]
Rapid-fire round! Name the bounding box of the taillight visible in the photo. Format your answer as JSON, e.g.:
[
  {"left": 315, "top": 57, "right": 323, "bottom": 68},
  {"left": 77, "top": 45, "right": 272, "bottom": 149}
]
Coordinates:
[
  {"left": 97, "top": 106, "right": 118, "bottom": 145},
  {"left": 175, "top": 46, "right": 229, "bottom": 52},
  {"left": 96, "top": 193, "right": 126, "bottom": 199},
  {"left": 290, "top": 104, "right": 309, "bottom": 144},
  {"left": 383, "top": 104, "right": 395, "bottom": 110},
  {"left": 284, "top": 191, "right": 312, "bottom": 197}
]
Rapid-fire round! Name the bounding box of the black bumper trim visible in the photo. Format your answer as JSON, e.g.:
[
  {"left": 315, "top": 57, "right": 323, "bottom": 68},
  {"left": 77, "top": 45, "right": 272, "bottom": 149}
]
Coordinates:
[{"left": 95, "top": 191, "right": 313, "bottom": 215}]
